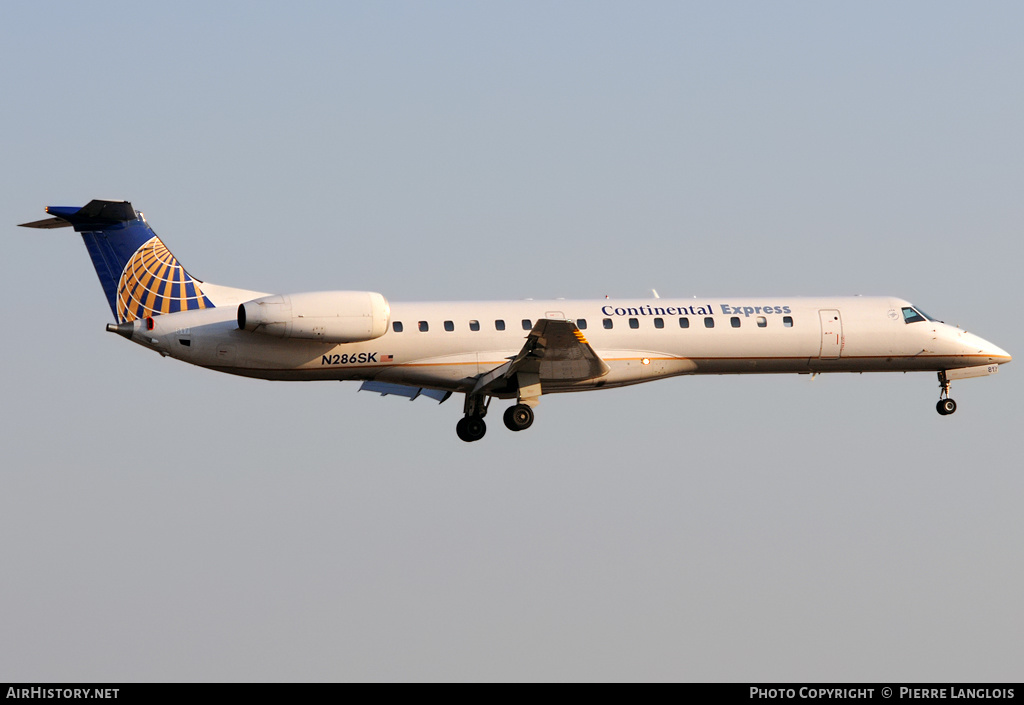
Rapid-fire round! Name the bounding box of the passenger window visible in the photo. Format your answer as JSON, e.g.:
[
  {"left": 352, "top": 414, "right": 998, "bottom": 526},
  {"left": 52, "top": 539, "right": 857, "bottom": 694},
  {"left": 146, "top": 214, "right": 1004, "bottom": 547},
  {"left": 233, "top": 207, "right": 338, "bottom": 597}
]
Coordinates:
[
  {"left": 629, "top": 318, "right": 639, "bottom": 329},
  {"left": 469, "top": 320, "right": 480, "bottom": 331},
  {"left": 522, "top": 319, "right": 532, "bottom": 331},
  {"left": 679, "top": 317, "right": 689, "bottom": 329},
  {"left": 654, "top": 318, "right": 664, "bottom": 329},
  {"left": 783, "top": 316, "right": 793, "bottom": 328},
  {"left": 444, "top": 320, "right": 454, "bottom": 332},
  {"left": 577, "top": 319, "right": 587, "bottom": 330},
  {"left": 756, "top": 316, "right": 767, "bottom": 328},
  {"left": 902, "top": 307, "right": 926, "bottom": 324},
  {"left": 603, "top": 318, "right": 613, "bottom": 329},
  {"left": 392, "top": 321, "right": 403, "bottom": 333},
  {"left": 731, "top": 317, "right": 741, "bottom": 328},
  {"left": 495, "top": 319, "right": 505, "bottom": 331},
  {"left": 704, "top": 317, "right": 715, "bottom": 328},
  {"left": 418, "top": 321, "right": 429, "bottom": 332}
]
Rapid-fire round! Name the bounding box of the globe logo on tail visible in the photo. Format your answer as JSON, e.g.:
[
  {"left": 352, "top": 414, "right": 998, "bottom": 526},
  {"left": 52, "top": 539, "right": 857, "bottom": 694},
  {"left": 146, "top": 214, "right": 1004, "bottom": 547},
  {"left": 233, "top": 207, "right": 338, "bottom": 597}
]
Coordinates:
[{"left": 116, "top": 237, "right": 213, "bottom": 323}]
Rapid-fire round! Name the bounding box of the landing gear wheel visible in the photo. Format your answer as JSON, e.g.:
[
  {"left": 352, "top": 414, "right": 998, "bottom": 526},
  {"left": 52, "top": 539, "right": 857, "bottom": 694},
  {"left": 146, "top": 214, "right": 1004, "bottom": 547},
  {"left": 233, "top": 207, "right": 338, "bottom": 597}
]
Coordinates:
[
  {"left": 503, "top": 404, "right": 535, "bottom": 432},
  {"left": 936, "top": 398, "right": 957, "bottom": 416},
  {"left": 456, "top": 416, "right": 487, "bottom": 442}
]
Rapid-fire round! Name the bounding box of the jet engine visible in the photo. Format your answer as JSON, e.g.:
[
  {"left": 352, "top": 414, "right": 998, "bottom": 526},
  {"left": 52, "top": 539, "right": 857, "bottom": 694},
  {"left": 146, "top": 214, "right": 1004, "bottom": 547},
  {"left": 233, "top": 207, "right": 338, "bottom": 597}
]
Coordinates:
[{"left": 237, "top": 291, "right": 390, "bottom": 343}]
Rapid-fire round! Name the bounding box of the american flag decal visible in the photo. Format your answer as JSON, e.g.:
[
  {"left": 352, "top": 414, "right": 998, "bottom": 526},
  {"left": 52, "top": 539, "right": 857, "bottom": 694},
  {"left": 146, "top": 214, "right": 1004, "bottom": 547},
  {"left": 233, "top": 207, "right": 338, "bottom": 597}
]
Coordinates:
[{"left": 381, "top": 354, "right": 394, "bottom": 362}]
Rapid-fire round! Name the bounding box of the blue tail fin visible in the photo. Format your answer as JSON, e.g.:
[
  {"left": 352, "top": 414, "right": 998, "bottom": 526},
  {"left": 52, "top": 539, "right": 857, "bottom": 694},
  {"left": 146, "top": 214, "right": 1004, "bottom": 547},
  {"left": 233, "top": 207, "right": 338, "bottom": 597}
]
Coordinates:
[{"left": 20, "top": 200, "right": 214, "bottom": 323}]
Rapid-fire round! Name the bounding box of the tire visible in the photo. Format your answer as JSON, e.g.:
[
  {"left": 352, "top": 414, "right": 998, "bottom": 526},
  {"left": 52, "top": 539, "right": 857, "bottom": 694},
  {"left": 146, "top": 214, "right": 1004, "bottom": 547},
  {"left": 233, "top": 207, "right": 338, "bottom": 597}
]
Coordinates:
[
  {"left": 503, "top": 404, "right": 534, "bottom": 432},
  {"left": 456, "top": 416, "right": 487, "bottom": 442},
  {"left": 936, "top": 398, "right": 957, "bottom": 416}
]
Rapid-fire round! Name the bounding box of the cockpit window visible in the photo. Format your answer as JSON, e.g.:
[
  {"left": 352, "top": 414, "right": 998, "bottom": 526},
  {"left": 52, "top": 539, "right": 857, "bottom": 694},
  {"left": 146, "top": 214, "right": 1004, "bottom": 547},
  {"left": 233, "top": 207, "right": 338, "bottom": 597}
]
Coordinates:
[{"left": 901, "top": 307, "right": 927, "bottom": 324}]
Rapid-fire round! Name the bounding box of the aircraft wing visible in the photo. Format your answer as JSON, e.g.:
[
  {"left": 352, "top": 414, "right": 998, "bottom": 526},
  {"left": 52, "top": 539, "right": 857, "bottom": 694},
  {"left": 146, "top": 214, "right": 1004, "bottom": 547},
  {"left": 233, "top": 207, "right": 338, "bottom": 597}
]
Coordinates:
[
  {"left": 473, "top": 319, "right": 610, "bottom": 394},
  {"left": 358, "top": 380, "right": 452, "bottom": 403}
]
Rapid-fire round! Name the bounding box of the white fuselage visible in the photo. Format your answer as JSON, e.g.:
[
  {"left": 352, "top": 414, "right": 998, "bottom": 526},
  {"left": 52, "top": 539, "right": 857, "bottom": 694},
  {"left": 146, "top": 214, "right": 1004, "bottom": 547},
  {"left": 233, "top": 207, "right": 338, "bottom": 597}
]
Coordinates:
[
  {"left": 26, "top": 199, "right": 1008, "bottom": 439},
  {"left": 124, "top": 293, "right": 1011, "bottom": 397}
]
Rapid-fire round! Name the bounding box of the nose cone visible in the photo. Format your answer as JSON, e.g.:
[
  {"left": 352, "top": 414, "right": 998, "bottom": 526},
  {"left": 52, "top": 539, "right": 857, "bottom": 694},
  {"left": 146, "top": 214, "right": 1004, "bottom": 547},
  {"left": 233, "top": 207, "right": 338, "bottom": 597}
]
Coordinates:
[
  {"left": 987, "top": 342, "right": 1011, "bottom": 365},
  {"left": 963, "top": 331, "right": 1011, "bottom": 365}
]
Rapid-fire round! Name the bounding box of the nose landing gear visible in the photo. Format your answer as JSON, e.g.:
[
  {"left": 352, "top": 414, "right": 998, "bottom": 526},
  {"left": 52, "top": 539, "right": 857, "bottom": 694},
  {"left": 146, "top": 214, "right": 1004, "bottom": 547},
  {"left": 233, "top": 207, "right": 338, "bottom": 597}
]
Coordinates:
[{"left": 936, "top": 371, "right": 957, "bottom": 416}]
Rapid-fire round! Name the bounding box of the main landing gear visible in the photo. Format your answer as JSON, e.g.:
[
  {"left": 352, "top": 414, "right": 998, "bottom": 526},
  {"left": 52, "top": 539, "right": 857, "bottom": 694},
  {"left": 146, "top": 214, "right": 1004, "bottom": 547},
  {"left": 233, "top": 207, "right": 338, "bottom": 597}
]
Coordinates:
[
  {"left": 456, "top": 395, "right": 537, "bottom": 442},
  {"left": 936, "top": 371, "right": 957, "bottom": 416},
  {"left": 456, "top": 393, "right": 490, "bottom": 442},
  {"left": 456, "top": 415, "right": 487, "bottom": 442},
  {"left": 503, "top": 403, "right": 534, "bottom": 432}
]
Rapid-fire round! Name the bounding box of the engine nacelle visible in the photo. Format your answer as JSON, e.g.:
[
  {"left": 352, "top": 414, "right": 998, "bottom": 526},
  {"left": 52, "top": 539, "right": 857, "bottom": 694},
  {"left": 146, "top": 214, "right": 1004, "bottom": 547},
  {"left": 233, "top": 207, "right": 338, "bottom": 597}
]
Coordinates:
[{"left": 237, "top": 291, "right": 390, "bottom": 343}]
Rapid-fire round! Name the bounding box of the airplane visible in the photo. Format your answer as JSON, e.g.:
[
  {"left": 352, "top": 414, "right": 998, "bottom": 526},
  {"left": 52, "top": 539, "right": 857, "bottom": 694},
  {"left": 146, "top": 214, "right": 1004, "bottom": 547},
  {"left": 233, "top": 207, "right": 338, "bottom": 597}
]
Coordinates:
[{"left": 20, "top": 199, "right": 1012, "bottom": 442}]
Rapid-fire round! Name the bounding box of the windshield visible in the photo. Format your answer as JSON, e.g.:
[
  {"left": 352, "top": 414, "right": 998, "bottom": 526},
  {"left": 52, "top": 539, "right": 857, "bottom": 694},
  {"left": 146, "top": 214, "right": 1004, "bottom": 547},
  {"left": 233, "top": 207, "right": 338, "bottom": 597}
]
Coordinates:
[{"left": 902, "top": 306, "right": 936, "bottom": 324}]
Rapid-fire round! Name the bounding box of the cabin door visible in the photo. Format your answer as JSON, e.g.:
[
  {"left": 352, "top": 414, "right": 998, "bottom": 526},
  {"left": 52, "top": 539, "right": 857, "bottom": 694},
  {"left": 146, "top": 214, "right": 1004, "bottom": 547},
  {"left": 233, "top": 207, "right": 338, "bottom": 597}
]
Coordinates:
[{"left": 818, "top": 310, "right": 843, "bottom": 359}]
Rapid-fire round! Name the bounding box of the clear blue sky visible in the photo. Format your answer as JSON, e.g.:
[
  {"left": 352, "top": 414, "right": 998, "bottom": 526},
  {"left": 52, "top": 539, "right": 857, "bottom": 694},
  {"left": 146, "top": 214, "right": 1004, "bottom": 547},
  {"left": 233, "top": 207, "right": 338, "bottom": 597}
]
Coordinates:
[{"left": 2, "top": 1, "right": 1022, "bottom": 681}]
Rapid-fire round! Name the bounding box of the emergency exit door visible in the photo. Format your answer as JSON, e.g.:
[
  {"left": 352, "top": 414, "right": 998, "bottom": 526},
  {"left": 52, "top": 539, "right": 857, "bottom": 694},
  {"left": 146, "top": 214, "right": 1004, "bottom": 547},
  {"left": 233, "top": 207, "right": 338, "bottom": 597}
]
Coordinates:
[{"left": 819, "top": 310, "right": 843, "bottom": 359}]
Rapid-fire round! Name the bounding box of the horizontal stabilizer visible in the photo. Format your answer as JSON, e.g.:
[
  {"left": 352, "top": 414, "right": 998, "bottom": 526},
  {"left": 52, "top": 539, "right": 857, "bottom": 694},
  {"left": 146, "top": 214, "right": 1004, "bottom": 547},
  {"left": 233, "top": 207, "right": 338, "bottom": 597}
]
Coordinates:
[
  {"left": 18, "top": 217, "right": 73, "bottom": 229},
  {"left": 20, "top": 201, "right": 139, "bottom": 231},
  {"left": 359, "top": 380, "right": 451, "bottom": 403}
]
